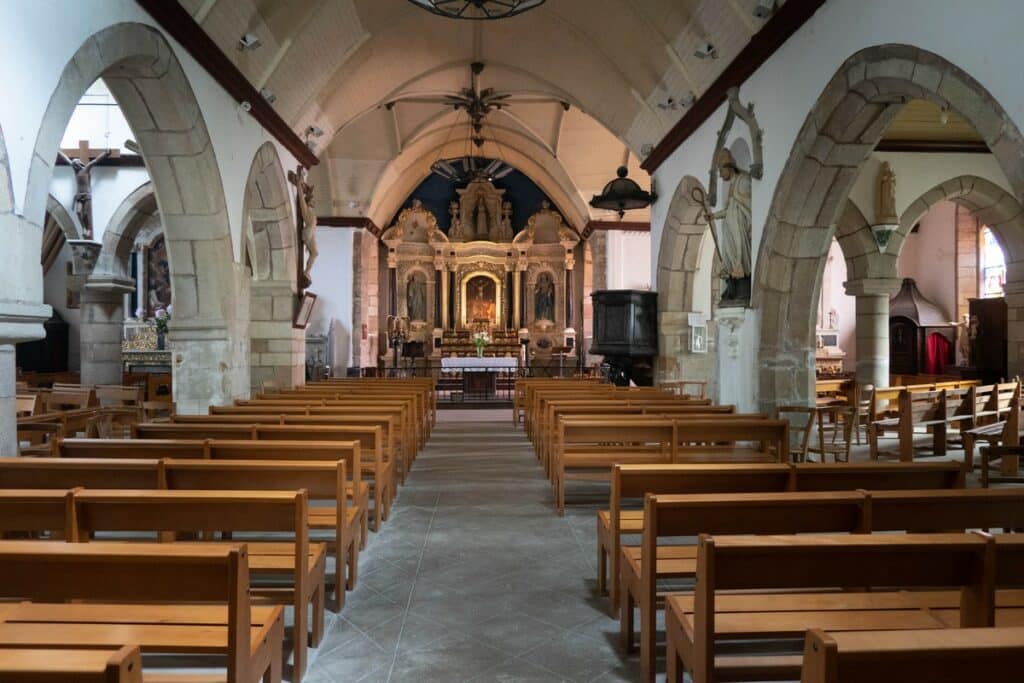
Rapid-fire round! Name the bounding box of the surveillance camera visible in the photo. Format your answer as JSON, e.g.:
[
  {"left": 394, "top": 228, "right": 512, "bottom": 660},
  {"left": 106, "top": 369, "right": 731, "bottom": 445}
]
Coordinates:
[
  {"left": 680, "top": 91, "right": 696, "bottom": 107},
  {"left": 239, "top": 100, "right": 252, "bottom": 113},
  {"left": 753, "top": 0, "right": 776, "bottom": 18},
  {"left": 260, "top": 88, "right": 276, "bottom": 104},
  {"left": 694, "top": 43, "right": 718, "bottom": 59},
  {"left": 305, "top": 125, "right": 324, "bottom": 138},
  {"left": 237, "top": 33, "right": 261, "bottom": 51}
]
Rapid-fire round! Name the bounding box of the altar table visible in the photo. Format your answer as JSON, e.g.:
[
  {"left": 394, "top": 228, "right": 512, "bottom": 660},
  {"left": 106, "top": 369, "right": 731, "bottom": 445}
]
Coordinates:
[{"left": 440, "top": 356, "right": 518, "bottom": 400}]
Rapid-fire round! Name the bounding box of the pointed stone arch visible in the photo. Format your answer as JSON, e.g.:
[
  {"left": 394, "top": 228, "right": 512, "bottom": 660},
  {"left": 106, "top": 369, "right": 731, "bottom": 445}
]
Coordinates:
[
  {"left": 27, "top": 23, "right": 248, "bottom": 411},
  {"left": 242, "top": 143, "right": 303, "bottom": 391},
  {"left": 656, "top": 175, "right": 718, "bottom": 394},
  {"left": 754, "top": 44, "right": 1024, "bottom": 411}
]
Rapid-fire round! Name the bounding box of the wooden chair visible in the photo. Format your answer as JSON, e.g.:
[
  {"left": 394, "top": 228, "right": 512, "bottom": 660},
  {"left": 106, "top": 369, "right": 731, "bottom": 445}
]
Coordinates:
[
  {"left": 800, "top": 627, "right": 1024, "bottom": 683},
  {"left": 810, "top": 404, "right": 855, "bottom": 462},
  {"left": 774, "top": 406, "right": 815, "bottom": 462},
  {"left": 15, "top": 393, "right": 40, "bottom": 417},
  {"left": 95, "top": 385, "right": 143, "bottom": 407},
  {"left": 141, "top": 400, "right": 175, "bottom": 421},
  {"left": 981, "top": 445, "right": 1024, "bottom": 487},
  {"left": 0, "top": 645, "right": 143, "bottom": 683}
]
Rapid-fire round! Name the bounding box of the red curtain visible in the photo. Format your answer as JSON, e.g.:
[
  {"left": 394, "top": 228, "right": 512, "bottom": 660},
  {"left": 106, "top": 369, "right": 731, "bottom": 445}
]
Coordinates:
[{"left": 926, "top": 332, "right": 951, "bottom": 374}]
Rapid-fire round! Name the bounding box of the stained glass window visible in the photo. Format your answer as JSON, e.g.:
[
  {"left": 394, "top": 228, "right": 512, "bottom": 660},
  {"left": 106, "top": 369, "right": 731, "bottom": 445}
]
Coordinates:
[{"left": 980, "top": 226, "right": 1006, "bottom": 298}]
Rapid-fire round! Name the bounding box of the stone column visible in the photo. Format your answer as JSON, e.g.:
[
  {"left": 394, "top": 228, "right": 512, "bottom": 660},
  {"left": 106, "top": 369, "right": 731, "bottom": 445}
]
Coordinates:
[
  {"left": 844, "top": 278, "right": 901, "bottom": 390},
  {"left": 0, "top": 345, "right": 16, "bottom": 457},
  {"left": 1004, "top": 273, "right": 1024, "bottom": 379},
  {"left": 79, "top": 278, "right": 134, "bottom": 385}
]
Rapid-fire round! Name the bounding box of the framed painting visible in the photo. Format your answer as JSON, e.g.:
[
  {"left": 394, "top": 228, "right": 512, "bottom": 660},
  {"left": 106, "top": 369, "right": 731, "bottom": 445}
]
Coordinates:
[{"left": 294, "top": 291, "right": 317, "bottom": 330}]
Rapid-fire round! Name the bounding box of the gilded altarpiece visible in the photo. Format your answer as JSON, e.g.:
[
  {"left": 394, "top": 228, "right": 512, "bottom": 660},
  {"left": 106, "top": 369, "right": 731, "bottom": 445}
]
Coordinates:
[{"left": 380, "top": 180, "right": 581, "bottom": 357}]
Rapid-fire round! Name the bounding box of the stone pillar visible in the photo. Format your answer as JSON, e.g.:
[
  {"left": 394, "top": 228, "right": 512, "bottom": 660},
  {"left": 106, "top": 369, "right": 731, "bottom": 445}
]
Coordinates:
[
  {"left": 1004, "top": 273, "right": 1024, "bottom": 380},
  {"left": 845, "top": 278, "right": 901, "bottom": 390},
  {"left": 0, "top": 345, "right": 15, "bottom": 457},
  {"left": 79, "top": 278, "right": 134, "bottom": 385},
  {"left": 249, "top": 281, "right": 304, "bottom": 392}
]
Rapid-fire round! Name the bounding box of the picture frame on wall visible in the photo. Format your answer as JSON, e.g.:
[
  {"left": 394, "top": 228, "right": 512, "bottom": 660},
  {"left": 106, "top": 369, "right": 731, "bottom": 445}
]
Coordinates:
[
  {"left": 689, "top": 324, "right": 708, "bottom": 353},
  {"left": 293, "top": 291, "right": 317, "bottom": 330}
]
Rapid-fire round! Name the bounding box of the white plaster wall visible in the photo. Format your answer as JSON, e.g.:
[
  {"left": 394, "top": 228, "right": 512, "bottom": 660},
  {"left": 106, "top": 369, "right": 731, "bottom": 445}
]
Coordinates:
[
  {"left": 820, "top": 239, "right": 857, "bottom": 371},
  {"left": 42, "top": 242, "right": 81, "bottom": 370},
  {"left": 606, "top": 231, "right": 652, "bottom": 290},
  {"left": 650, "top": 0, "right": 1024, "bottom": 401},
  {"left": 0, "top": 0, "right": 300, "bottom": 259},
  {"left": 848, "top": 152, "right": 1010, "bottom": 222},
  {"left": 307, "top": 227, "right": 355, "bottom": 372},
  {"left": 896, "top": 200, "right": 958, "bottom": 321},
  {"left": 50, "top": 167, "right": 150, "bottom": 240}
]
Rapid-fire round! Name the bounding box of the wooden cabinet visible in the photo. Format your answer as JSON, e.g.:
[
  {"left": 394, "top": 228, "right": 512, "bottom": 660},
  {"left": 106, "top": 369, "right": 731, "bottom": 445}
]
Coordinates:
[{"left": 969, "top": 297, "right": 1007, "bottom": 383}]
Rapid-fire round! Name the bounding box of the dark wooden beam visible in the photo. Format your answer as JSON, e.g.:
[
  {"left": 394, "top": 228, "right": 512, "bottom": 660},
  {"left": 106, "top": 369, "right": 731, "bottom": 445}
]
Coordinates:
[
  {"left": 317, "top": 215, "right": 382, "bottom": 237},
  {"left": 581, "top": 220, "right": 651, "bottom": 239},
  {"left": 135, "top": 0, "right": 319, "bottom": 168},
  {"left": 875, "top": 139, "right": 990, "bottom": 154},
  {"left": 640, "top": 0, "right": 827, "bottom": 174}
]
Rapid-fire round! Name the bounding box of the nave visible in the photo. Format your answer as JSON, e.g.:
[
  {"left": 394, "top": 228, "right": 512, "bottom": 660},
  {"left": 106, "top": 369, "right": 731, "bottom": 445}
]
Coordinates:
[{"left": 305, "top": 411, "right": 633, "bottom": 683}]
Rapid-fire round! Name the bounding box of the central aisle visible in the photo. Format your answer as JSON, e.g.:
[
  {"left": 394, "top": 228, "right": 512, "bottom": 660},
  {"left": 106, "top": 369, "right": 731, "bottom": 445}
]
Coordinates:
[{"left": 306, "top": 410, "right": 637, "bottom": 682}]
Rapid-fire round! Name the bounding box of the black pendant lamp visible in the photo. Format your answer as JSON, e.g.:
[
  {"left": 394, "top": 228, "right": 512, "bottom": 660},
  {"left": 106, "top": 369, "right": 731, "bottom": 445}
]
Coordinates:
[
  {"left": 407, "top": 0, "right": 545, "bottom": 20},
  {"left": 589, "top": 166, "right": 657, "bottom": 219}
]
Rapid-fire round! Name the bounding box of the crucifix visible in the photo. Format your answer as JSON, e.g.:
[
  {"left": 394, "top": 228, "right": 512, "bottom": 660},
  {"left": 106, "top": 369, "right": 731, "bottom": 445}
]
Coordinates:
[
  {"left": 58, "top": 139, "right": 119, "bottom": 240},
  {"left": 287, "top": 164, "right": 318, "bottom": 291}
]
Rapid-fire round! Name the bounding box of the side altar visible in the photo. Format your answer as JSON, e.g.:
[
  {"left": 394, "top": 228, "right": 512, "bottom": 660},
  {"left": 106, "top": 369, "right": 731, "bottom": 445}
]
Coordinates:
[{"left": 379, "top": 176, "right": 582, "bottom": 361}]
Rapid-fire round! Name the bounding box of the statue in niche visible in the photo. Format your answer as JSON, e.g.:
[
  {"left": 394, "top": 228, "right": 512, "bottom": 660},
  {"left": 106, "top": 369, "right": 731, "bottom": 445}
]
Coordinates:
[
  {"left": 700, "top": 149, "right": 752, "bottom": 303},
  {"left": 534, "top": 272, "right": 555, "bottom": 322},
  {"left": 458, "top": 179, "right": 503, "bottom": 240},
  {"left": 877, "top": 161, "right": 898, "bottom": 224},
  {"left": 494, "top": 201, "right": 514, "bottom": 241},
  {"left": 407, "top": 272, "right": 427, "bottom": 322},
  {"left": 448, "top": 201, "right": 465, "bottom": 241},
  {"left": 58, "top": 147, "right": 112, "bottom": 240}
]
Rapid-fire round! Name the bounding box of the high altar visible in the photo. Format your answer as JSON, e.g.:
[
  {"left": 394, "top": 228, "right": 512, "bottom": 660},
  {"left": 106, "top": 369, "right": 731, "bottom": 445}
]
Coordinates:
[{"left": 379, "top": 177, "right": 582, "bottom": 358}]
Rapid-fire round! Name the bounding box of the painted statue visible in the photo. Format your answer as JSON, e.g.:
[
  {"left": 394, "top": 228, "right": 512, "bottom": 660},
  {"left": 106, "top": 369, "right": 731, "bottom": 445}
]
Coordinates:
[
  {"left": 534, "top": 272, "right": 555, "bottom": 322},
  {"left": 494, "top": 200, "right": 514, "bottom": 241},
  {"left": 703, "top": 148, "right": 752, "bottom": 302},
  {"left": 877, "top": 161, "right": 898, "bottom": 224},
  {"left": 58, "top": 147, "right": 112, "bottom": 239},
  {"left": 407, "top": 272, "right": 426, "bottom": 321},
  {"left": 448, "top": 201, "right": 465, "bottom": 241}
]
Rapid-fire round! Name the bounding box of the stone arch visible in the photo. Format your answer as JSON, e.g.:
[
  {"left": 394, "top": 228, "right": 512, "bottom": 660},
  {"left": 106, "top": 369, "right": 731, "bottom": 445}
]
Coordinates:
[
  {"left": 656, "top": 175, "right": 718, "bottom": 393},
  {"left": 242, "top": 143, "right": 302, "bottom": 391},
  {"left": 28, "top": 23, "right": 248, "bottom": 411},
  {"left": 754, "top": 44, "right": 1024, "bottom": 411},
  {"left": 92, "top": 181, "right": 157, "bottom": 282},
  {"left": 41, "top": 195, "right": 81, "bottom": 274}
]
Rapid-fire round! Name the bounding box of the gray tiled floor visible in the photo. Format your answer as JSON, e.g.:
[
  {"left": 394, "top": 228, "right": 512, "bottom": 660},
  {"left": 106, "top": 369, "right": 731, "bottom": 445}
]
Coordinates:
[{"left": 305, "top": 410, "right": 639, "bottom": 683}]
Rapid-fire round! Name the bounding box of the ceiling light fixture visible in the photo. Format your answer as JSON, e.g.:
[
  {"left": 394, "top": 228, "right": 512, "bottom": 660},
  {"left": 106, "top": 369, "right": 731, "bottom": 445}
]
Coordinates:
[
  {"left": 406, "top": 0, "right": 545, "bottom": 20},
  {"left": 753, "top": 0, "right": 777, "bottom": 18},
  {"left": 590, "top": 167, "right": 657, "bottom": 220},
  {"left": 694, "top": 43, "right": 718, "bottom": 59},
  {"left": 260, "top": 88, "right": 276, "bottom": 104},
  {"left": 237, "top": 33, "right": 261, "bottom": 51}
]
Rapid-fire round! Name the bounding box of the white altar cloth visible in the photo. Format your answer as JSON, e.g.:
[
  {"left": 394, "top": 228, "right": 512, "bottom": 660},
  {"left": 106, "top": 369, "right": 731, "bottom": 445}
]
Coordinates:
[{"left": 441, "top": 356, "right": 518, "bottom": 371}]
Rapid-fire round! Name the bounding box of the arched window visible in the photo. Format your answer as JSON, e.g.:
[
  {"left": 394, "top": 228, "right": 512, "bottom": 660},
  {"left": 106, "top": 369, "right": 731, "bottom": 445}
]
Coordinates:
[{"left": 979, "top": 226, "right": 1006, "bottom": 298}]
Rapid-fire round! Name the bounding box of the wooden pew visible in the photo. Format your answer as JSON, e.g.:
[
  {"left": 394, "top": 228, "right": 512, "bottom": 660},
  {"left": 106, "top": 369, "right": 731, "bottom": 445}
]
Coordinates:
[
  {"left": 55, "top": 437, "right": 367, "bottom": 546},
  {"left": 70, "top": 489, "right": 321, "bottom": 681},
  {"left": 0, "top": 488, "right": 73, "bottom": 538},
  {"left": 0, "top": 645, "right": 143, "bottom": 683},
  {"left": 132, "top": 421, "right": 387, "bottom": 532},
  {"left": 665, "top": 533, "right": 995, "bottom": 683},
  {"left": 800, "top": 627, "right": 1024, "bottom": 683},
  {"left": 161, "top": 458, "right": 359, "bottom": 610},
  {"left": 868, "top": 387, "right": 972, "bottom": 461},
  {"left": 0, "top": 540, "right": 283, "bottom": 683},
  {"left": 553, "top": 417, "right": 787, "bottom": 515},
  {"left": 0, "top": 458, "right": 160, "bottom": 490},
  {"left": 965, "top": 392, "right": 1023, "bottom": 470},
  {"left": 598, "top": 461, "right": 964, "bottom": 616}
]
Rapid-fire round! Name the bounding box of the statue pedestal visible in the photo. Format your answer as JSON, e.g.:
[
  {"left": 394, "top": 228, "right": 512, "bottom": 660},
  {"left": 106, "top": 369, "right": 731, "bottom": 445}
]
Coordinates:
[{"left": 715, "top": 306, "right": 757, "bottom": 412}]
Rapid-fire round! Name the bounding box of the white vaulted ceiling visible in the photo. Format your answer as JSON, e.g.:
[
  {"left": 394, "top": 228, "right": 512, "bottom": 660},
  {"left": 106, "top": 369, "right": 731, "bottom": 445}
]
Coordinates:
[{"left": 176, "top": 0, "right": 784, "bottom": 228}]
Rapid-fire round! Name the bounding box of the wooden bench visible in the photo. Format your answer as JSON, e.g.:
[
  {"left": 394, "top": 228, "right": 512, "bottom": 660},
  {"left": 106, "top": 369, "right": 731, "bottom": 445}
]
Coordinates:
[
  {"left": 965, "top": 393, "right": 1023, "bottom": 470},
  {"left": 57, "top": 435, "right": 368, "bottom": 547},
  {"left": 665, "top": 533, "right": 997, "bottom": 683},
  {"left": 132, "top": 421, "right": 388, "bottom": 533},
  {"left": 800, "top": 626, "right": 1024, "bottom": 683},
  {"left": 632, "top": 489, "right": 1024, "bottom": 681},
  {"left": 70, "top": 489, "right": 321, "bottom": 682},
  {"left": 554, "top": 417, "right": 787, "bottom": 515},
  {"left": 0, "top": 540, "right": 283, "bottom": 683},
  {"left": 0, "top": 645, "right": 143, "bottom": 683},
  {"left": 598, "top": 461, "right": 964, "bottom": 616},
  {"left": 868, "top": 387, "right": 972, "bottom": 461}
]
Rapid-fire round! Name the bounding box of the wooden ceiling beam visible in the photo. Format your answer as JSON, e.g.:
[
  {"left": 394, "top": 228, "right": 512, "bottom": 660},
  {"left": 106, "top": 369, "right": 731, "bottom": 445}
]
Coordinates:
[
  {"left": 875, "top": 139, "right": 990, "bottom": 154},
  {"left": 135, "top": 0, "right": 319, "bottom": 168},
  {"left": 640, "top": 0, "right": 827, "bottom": 174},
  {"left": 581, "top": 220, "right": 650, "bottom": 239},
  {"left": 317, "top": 215, "right": 381, "bottom": 237}
]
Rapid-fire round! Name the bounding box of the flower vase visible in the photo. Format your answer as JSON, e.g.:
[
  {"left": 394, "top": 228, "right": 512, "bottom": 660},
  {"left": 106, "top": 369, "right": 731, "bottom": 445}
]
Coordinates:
[
  {"left": 476, "top": 346, "right": 484, "bottom": 358},
  {"left": 157, "top": 332, "right": 166, "bottom": 350}
]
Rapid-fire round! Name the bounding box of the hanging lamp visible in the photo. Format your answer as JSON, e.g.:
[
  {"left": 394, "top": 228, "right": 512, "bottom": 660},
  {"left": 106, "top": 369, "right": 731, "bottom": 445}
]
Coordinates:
[
  {"left": 589, "top": 166, "right": 657, "bottom": 219},
  {"left": 407, "top": 0, "right": 545, "bottom": 20}
]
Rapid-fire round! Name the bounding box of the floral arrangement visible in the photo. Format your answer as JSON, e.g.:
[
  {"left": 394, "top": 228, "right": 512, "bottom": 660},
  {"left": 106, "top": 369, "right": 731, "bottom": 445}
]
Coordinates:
[
  {"left": 472, "top": 331, "right": 491, "bottom": 356},
  {"left": 135, "top": 305, "right": 172, "bottom": 335}
]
